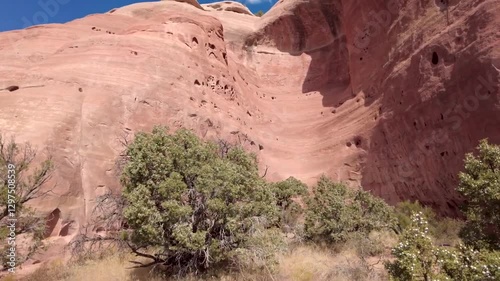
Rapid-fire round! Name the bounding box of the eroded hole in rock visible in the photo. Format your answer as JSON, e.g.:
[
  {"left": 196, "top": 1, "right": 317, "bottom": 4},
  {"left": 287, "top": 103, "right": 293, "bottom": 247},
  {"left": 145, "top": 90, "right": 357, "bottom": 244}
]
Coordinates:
[
  {"left": 6, "top": 86, "right": 19, "bottom": 92},
  {"left": 354, "top": 138, "right": 362, "bottom": 147},
  {"left": 259, "top": 144, "right": 264, "bottom": 150},
  {"left": 432, "top": 52, "right": 439, "bottom": 65},
  {"left": 78, "top": 87, "right": 83, "bottom": 92},
  {"left": 45, "top": 208, "right": 61, "bottom": 238},
  {"left": 436, "top": 0, "right": 449, "bottom": 9},
  {"left": 205, "top": 118, "right": 213, "bottom": 127},
  {"left": 192, "top": 37, "right": 198, "bottom": 45},
  {"left": 194, "top": 79, "right": 201, "bottom": 86},
  {"left": 208, "top": 43, "right": 216, "bottom": 49},
  {"left": 59, "top": 223, "right": 71, "bottom": 236},
  {"left": 346, "top": 141, "right": 352, "bottom": 147}
]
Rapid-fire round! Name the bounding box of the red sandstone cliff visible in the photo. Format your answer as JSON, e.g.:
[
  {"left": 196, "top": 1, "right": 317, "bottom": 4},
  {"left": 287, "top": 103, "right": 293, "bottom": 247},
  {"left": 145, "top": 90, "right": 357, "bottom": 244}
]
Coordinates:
[{"left": 0, "top": 0, "right": 498, "bottom": 267}]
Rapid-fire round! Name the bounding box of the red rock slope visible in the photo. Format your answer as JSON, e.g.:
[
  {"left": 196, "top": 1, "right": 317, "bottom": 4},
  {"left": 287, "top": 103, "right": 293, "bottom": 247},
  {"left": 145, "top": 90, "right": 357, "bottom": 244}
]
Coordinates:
[{"left": 0, "top": 0, "right": 498, "bottom": 251}]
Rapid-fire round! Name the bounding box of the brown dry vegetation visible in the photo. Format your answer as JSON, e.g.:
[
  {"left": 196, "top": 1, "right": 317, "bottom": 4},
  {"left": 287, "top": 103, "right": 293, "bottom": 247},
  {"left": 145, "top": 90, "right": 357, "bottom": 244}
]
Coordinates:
[{"left": 15, "top": 238, "right": 397, "bottom": 281}]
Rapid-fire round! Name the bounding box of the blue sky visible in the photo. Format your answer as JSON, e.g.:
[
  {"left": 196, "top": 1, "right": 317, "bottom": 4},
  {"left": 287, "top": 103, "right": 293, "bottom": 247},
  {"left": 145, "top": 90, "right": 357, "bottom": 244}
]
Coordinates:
[{"left": 0, "top": 0, "right": 274, "bottom": 32}]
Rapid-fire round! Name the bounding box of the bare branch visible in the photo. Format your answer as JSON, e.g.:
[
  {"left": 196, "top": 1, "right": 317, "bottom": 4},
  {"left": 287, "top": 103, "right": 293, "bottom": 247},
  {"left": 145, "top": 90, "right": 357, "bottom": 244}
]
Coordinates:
[
  {"left": 261, "top": 165, "right": 269, "bottom": 178},
  {"left": 0, "top": 134, "right": 55, "bottom": 223}
]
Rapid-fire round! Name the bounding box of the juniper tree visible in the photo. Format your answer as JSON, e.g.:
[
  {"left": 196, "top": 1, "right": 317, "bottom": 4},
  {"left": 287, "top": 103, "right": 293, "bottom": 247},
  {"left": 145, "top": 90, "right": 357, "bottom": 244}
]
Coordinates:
[
  {"left": 120, "top": 126, "right": 281, "bottom": 274},
  {"left": 458, "top": 139, "right": 500, "bottom": 250}
]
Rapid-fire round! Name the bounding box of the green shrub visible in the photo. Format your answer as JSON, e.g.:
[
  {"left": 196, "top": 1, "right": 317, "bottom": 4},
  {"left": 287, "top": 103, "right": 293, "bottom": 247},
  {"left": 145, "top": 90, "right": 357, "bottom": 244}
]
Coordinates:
[
  {"left": 395, "top": 201, "right": 463, "bottom": 245},
  {"left": 387, "top": 139, "right": 500, "bottom": 281},
  {"left": 433, "top": 217, "right": 463, "bottom": 246},
  {"left": 233, "top": 224, "right": 286, "bottom": 274},
  {"left": 269, "top": 177, "right": 308, "bottom": 231},
  {"left": 458, "top": 139, "right": 500, "bottom": 250},
  {"left": 440, "top": 244, "right": 500, "bottom": 280},
  {"left": 304, "top": 176, "right": 396, "bottom": 245},
  {"left": 120, "top": 126, "right": 281, "bottom": 275},
  {"left": 385, "top": 212, "right": 449, "bottom": 281},
  {"left": 394, "top": 201, "right": 437, "bottom": 233}
]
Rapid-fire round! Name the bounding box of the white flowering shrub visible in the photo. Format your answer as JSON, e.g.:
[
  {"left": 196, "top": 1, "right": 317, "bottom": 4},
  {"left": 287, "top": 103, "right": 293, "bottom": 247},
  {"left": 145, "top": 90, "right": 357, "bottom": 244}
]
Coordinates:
[
  {"left": 439, "top": 244, "right": 500, "bottom": 280},
  {"left": 385, "top": 212, "right": 449, "bottom": 280},
  {"left": 386, "top": 212, "right": 500, "bottom": 280},
  {"left": 458, "top": 139, "right": 500, "bottom": 251}
]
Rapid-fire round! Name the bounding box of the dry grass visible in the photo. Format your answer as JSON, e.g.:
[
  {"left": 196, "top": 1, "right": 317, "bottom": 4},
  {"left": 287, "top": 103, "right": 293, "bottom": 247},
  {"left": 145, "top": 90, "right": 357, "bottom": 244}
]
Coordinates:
[
  {"left": 278, "top": 245, "right": 338, "bottom": 281},
  {"left": 17, "top": 254, "right": 161, "bottom": 281},
  {"left": 16, "top": 235, "right": 396, "bottom": 281},
  {"left": 276, "top": 244, "right": 389, "bottom": 281},
  {"left": 15, "top": 253, "right": 270, "bottom": 281}
]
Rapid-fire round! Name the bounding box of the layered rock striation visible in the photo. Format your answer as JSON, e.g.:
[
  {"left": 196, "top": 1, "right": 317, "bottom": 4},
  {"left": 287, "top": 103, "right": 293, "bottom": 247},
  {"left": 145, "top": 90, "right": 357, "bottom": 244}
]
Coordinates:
[{"left": 0, "top": 1, "right": 498, "bottom": 262}]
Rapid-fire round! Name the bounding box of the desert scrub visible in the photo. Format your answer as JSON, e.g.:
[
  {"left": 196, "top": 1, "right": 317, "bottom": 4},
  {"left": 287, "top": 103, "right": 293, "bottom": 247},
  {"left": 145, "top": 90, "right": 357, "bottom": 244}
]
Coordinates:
[
  {"left": 385, "top": 212, "right": 449, "bottom": 280},
  {"left": 395, "top": 200, "right": 463, "bottom": 245},
  {"left": 304, "top": 176, "right": 397, "bottom": 245},
  {"left": 120, "top": 126, "right": 282, "bottom": 276},
  {"left": 269, "top": 176, "right": 308, "bottom": 232},
  {"left": 457, "top": 139, "right": 500, "bottom": 251}
]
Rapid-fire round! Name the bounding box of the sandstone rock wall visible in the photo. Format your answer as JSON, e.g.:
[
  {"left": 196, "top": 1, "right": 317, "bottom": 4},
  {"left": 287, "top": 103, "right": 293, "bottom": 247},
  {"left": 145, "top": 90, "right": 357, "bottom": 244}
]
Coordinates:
[{"left": 0, "top": 1, "right": 498, "bottom": 256}]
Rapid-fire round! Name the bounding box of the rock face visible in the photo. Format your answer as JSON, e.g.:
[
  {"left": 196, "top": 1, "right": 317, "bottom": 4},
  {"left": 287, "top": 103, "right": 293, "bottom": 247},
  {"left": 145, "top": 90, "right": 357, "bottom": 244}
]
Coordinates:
[
  {"left": 0, "top": 0, "right": 499, "bottom": 265},
  {"left": 202, "top": 1, "right": 254, "bottom": 15}
]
